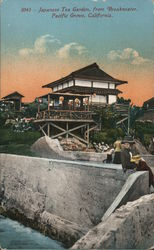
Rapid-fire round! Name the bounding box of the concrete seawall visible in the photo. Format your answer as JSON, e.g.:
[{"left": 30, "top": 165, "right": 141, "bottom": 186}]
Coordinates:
[{"left": 0, "top": 153, "right": 149, "bottom": 247}]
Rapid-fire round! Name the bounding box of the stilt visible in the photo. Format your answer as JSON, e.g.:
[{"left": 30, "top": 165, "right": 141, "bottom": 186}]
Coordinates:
[
  {"left": 66, "top": 122, "right": 69, "bottom": 139},
  {"left": 87, "top": 124, "right": 90, "bottom": 147},
  {"left": 47, "top": 123, "right": 50, "bottom": 137}
]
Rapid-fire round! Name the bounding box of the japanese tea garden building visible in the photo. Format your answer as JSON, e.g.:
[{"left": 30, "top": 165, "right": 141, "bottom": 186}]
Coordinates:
[{"left": 34, "top": 63, "right": 128, "bottom": 146}]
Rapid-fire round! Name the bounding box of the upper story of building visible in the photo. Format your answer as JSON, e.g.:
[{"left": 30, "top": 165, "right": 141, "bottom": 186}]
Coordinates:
[{"left": 42, "top": 63, "right": 127, "bottom": 105}]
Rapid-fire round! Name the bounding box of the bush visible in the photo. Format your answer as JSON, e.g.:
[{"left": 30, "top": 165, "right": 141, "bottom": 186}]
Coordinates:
[
  {"left": 0, "top": 111, "right": 8, "bottom": 126},
  {"left": 0, "top": 128, "right": 41, "bottom": 145},
  {"left": 91, "top": 128, "right": 124, "bottom": 145},
  {"left": 134, "top": 121, "right": 154, "bottom": 146},
  {"left": 0, "top": 144, "right": 37, "bottom": 156}
]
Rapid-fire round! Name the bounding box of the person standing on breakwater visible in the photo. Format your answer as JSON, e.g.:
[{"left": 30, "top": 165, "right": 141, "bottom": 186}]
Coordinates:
[
  {"left": 131, "top": 155, "right": 154, "bottom": 188},
  {"left": 121, "top": 136, "right": 136, "bottom": 173},
  {"left": 113, "top": 138, "right": 122, "bottom": 164}
]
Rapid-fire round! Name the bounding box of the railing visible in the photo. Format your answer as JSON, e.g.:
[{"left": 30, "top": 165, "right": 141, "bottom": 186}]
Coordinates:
[
  {"left": 36, "top": 109, "right": 94, "bottom": 121},
  {"left": 49, "top": 105, "right": 88, "bottom": 111}
]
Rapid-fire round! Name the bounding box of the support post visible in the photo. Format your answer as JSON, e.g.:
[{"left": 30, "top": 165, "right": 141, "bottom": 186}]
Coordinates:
[
  {"left": 48, "top": 94, "right": 50, "bottom": 111},
  {"left": 47, "top": 123, "right": 50, "bottom": 137},
  {"left": 88, "top": 97, "right": 90, "bottom": 111},
  {"left": 87, "top": 124, "right": 90, "bottom": 147},
  {"left": 66, "top": 122, "right": 69, "bottom": 139}
]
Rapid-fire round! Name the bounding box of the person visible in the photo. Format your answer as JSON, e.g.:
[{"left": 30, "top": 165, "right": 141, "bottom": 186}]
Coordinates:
[
  {"left": 121, "top": 136, "right": 136, "bottom": 172},
  {"left": 113, "top": 138, "right": 122, "bottom": 164},
  {"left": 131, "top": 155, "right": 154, "bottom": 187},
  {"left": 103, "top": 148, "right": 114, "bottom": 163},
  {"left": 149, "top": 137, "right": 154, "bottom": 155}
]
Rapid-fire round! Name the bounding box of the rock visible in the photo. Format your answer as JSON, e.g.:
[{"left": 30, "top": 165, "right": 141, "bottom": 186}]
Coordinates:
[
  {"left": 72, "top": 194, "right": 154, "bottom": 249},
  {"left": 134, "top": 139, "right": 149, "bottom": 155},
  {"left": 31, "top": 136, "right": 107, "bottom": 161},
  {"left": 31, "top": 136, "right": 64, "bottom": 159},
  {"left": 59, "top": 137, "right": 86, "bottom": 151}
]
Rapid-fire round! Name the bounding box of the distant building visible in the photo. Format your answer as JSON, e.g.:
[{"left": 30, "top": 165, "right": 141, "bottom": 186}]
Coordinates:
[
  {"left": 1, "top": 91, "right": 24, "bottom": 111},
  {"left": 143, "top": 97, "right": 154, "bottom": 111},
  {"left": 138, "top": 97, "right": 154, "bottom": 123},
  {"left": 42, "top": 63, "right": 127, "bottom": 105}
]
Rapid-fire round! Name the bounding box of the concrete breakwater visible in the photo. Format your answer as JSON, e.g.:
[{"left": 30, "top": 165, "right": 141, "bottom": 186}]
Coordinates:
[{"left": 0, "top": 154, "right": 149, "bottom": 247}]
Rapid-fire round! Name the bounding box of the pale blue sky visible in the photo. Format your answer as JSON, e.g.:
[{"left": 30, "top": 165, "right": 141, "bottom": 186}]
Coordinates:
[{"left": 1, "top": 0, "right": 154, "bottom": 61}]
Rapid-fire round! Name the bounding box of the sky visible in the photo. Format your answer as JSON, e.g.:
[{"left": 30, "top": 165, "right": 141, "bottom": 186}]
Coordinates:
[{"left": 0, "top": 0, "right": 154, "bottom": 106}]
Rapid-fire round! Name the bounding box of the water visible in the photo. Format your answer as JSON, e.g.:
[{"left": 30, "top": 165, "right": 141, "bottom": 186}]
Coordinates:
[{"left": 0, "top": 215, "right": 65, "bottom": 249}]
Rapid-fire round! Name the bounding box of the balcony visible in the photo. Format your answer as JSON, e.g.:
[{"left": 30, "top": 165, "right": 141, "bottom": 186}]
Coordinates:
[{"left": 35, "top": 109, "right": 94, "bottom": 123}]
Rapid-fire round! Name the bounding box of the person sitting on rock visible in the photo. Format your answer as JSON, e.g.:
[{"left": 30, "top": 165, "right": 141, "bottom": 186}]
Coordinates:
[{"left": 131, "top": 155, "right": 154, "bottom": 188}]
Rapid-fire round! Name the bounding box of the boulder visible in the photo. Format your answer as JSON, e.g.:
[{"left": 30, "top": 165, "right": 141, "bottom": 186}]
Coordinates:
[{"left": 31, "top": 136, "right": 64, "bottom": 159}]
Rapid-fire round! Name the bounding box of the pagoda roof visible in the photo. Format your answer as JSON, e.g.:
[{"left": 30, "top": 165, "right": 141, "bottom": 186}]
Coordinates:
[
  {"left": 42, "top": 63, "right": 127, "bottom": 88},
  {"left": 2, "top": 91, "right": 24, "bottom": 99}
]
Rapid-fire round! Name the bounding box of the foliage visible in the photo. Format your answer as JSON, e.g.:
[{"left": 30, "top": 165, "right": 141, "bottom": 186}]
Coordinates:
[
  {"left": 0, "top": 111, "right": 8, "bottom": 126},
  {"left": 134, "top": 121, "right": 154, "bottom": 146},
  {"left": 91, "top": 128, "right": 124, "bottom": 145},
  {"left": 130, "top": 105, "right": 144, "bottom": 128},
  {"left": 117, "top": 97, "right": 131, "bottom": 104},
  {"left": 96, "top": 105, "right": 117, "bottom": 129},
  {"left": 0, "top": 128, "right": 41, "bottom": 146},
  {"left": 22, "top": 102, "right": 48, "bottom": 118},
  {"left": 92, "top": 105, "right": 126, "bottom": 145},
  {"left": 0, "top": 144, "right": 37, "bottom": 156}
]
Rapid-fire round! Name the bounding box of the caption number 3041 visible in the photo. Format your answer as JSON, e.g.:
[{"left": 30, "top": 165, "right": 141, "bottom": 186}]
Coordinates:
[{"left": 21, "top": 8, "right": 32, "bottom": 12}]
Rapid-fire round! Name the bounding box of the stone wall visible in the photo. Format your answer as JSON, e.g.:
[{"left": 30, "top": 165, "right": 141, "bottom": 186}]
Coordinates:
[
  {"left": 0, "top": 154, "right": 125, "bottom": 227},
  {"left": 0, "top": 154, "right": 150, "bottom": 247}
]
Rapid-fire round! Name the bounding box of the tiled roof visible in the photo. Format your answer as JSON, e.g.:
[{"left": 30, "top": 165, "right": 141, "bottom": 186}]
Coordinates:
[{"left": 42, "top": 63, "right": 127, "bottom": 88}]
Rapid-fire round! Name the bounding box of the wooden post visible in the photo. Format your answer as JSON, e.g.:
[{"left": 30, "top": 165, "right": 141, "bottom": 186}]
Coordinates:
[
  {"left": 80, "top": 98, "right": 83, "bottom": 109},
  {"left": 88, "top": 97, "right": 90, "bottom": 111},
  {"left": 48, "top": 94, "right": 50, "bottom": 111},
  {"left": 19, "top": 99, "right": 22, "bottom": 111},
  {"left": 66, "top": 122, "right": 68, "bottom": 139},
  {"left": 73, "top": 97, "right": 75, "bottom": 111},
  {"left": 87, "top": 124, "right": 90, "bottom": 147},
  {"left": 47, "top": 123, "right": 50, "bottom": 137}
]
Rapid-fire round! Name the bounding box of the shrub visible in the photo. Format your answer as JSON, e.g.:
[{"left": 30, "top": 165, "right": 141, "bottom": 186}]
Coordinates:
[
  {"left": 91, "top": 128, "right": 124, "bottom": 145},
  {"left": 0, "top": 128, "right": 41, "bottom": 145},
  {"left": 134, "top": 121, "right": 154, "bottom": 146}
]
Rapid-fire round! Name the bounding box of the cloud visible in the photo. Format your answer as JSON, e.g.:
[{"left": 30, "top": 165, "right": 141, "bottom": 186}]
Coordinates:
[
  {"left": 56, "top": 42, "right": 87, "bottom": 59},
  {"left": 19, "top": 34, "right": 60, "bottom": 56},
  {"left": 107, "top": 48, "right": 152, "bottom": 65}
]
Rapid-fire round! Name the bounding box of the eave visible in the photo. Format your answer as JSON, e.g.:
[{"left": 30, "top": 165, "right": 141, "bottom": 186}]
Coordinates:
[{"left": 53, "top": 86, "right": 122, "bottom": 95}]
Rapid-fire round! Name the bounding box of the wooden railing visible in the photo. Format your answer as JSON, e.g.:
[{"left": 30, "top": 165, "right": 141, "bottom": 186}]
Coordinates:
[{"left": 36, "top": 109, "right": 94, "bottom": 121}]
